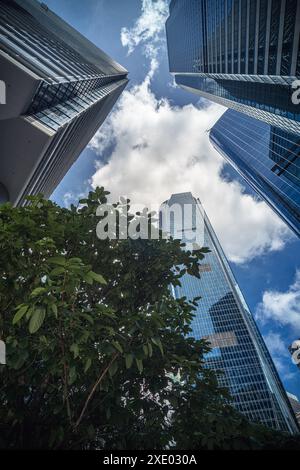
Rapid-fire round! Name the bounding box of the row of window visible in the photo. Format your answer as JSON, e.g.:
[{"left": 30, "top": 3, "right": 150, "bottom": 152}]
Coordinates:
[{"left": 31, "top": 79, "right": 127, "bottom": 131}]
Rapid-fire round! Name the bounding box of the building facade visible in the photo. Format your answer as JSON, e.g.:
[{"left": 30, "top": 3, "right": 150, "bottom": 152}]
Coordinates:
[
  {"left": 0, "top": 0, "right": 128, "bottom": 205},
  {"left": 160, "top": 192, "right": 299, "bottom": 433},
  {"left": 209, "top": 109, "right": 300, "bottom": 236},
  {"left": 166, "top": 0, "right": 300, "bottom": 134}
]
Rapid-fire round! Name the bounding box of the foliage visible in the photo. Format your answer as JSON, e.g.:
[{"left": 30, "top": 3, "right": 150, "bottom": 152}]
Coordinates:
[{"left": 0, "top": 188, "right": 299, "bottom": 450}]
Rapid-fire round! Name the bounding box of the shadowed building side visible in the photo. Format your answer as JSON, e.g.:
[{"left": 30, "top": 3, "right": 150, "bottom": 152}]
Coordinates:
[{"left": 0, "top": 0, "right": 128, "bottom": 205}]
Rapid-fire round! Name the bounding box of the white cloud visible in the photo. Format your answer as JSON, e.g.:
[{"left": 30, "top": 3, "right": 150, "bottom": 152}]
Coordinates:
[
  {"left": 256, "top": 271, "right": 300, "bottom": 330},
  {"left": 120, "top": 0, "right": 168, "bottom": 55},
  {"left": 272, "top": 357, "right": 296, "bottom": 381},
  {"left": 263, "top": 331, "right": 296, "bottom": 381},
  {"left": 120, "top": 0, "right": 168, "bottom": 82},
  {"left": 61, "top": 187, "right": 89, "bottom": 208},
  {"left": 89, "top": 0, "right": 293, "bottom": 264},
  {"left": 89, "top": 76, "right": 292, "bottom": 264},
  {"left": 263, "top": 331, "right": 288, "bottom": 357}
]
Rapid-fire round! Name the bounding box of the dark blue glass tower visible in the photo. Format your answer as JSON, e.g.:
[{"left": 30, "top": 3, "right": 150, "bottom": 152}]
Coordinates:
[
  {"left": 166, "top": 1, "right": 300, "bottom": 236},
  {"left": 160, "top": 192, "right": 299, "bottom": 433},
  {"left": 166, "top": 0, "right": 300, "bottom": 135},
  {"left": 210, "top": 109, "right": 300, "bottom": 236}
]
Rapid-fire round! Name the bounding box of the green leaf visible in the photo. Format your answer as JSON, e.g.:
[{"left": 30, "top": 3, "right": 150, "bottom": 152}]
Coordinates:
[
  {"left": 10, "top": 352, "right": 29, "bottom": 370},
  {"left": 50, "top": 267, "right": 65, "bottom": 277},
  {"left": 68, "top": 257, "right": 83, "bottom": 264},
  {"left": 29, "top": 307, "right": 46, "bottom": 334},
  {"left": 51, "top": 304, "right": 58, "bottom": 317},
  {"left": 136, "top": 358, "right": 143, "bottom": 373},
  {"left": 14, "top": 303, "right": 27, "bottom": 310},
  {"left": 13, "top": 305, "right": 28, "bottom": 324},
  {"left": 125, "top": 353, "right": 133, "bottom": 369},
  {"left": 69, "top": 366, "right": 77, "bottom": 385},
  {"left": 80, "top": 313, "right": 94, "bottom": 324},
  {"left": 147, "top": 342, "right": 153, "bottom": 357},
  {"left": 84, "top": 357, "right": 92, "bottom": 373},
  {"left": 25, "top": 307, "right": 33, "bottom": 320},
  {"left": 87, "top": 271, "right": 107, "bottom": 285},
  {"left": 112, "top": 341, "right": 123, "bottom": 353},
  {"left": 108, "top": 360, "right": 118, "bottom": 378},
  {"left": 99, "top": 378, "right": 109, "bottom": 392},
  {"left": 70, "top": 343, "right": 79, "bottom": 359},
  {"left": 30, "top": 287, "right": 46, "bottom": 297},
  {"left": 48, "top": 257, "right": 66, "bottom": 266},
  {"left": 83, "top": 273, "right": 93, "bottom": 285},
  {"left": 151, "top": 337, "right": 164, "bottom": 356}
]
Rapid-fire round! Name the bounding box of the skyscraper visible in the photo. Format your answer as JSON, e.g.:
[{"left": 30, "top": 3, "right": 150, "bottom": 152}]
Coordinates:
[
  {"left": 0, "top": 0, "right": 128, "bottom": 206},
  {"left": 210, "top": 109, "right": 300, "bottom": 236},
  {"left": 166, "top": 0, "right": 300, "bottom": 134},
  {"left": 160, "top": 192, "right": 299, "bottom": 433}
]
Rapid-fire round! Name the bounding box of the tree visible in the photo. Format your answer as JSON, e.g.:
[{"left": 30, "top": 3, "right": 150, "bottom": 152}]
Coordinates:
[{"left": 0, "top": 188, "right": 299, "bottom": 449}]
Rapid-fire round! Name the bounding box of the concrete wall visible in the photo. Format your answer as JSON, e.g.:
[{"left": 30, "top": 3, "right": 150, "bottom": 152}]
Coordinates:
[
  {"left": 0, "top": 117, "right": 52, "bottom": 204},
  {"left": 0, "top": 52, "right": 40, "bottom": 120}
]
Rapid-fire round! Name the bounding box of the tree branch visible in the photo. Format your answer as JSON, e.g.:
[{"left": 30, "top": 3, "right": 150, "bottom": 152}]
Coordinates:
[{"left": 74, "top": 351, "right": 119, "bottom": 430}]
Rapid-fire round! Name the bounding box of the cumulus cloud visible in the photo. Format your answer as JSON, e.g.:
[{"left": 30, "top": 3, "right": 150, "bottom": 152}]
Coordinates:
[
  {"left": 120, "top": 0, "right": 168, "bottom": 81},
  {"left": 88, "top": 0, "right": 293, "bottom": 264},
  {"left": 262, "top": 331, "right": 296, "bottom": 381},
  {"left": 272, "top": 357, "right": 296, "bottom": 381},
  {"left": 256, "top": 271, "right": 300, "bottom": 330},
  {"left": 263, "top": 331, "right": 289, "bottom": 357},
  {"left": 89, "top": 76, "right": 291, "bottom": 264},
  {"left": 120, "top": 0, "right": 168, "bottom": 55},
  {"left": 61, "top": 178, "right": 92, "bottom": 208}
]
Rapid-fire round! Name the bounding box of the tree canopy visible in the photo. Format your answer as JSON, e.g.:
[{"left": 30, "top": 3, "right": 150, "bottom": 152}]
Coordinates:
[{"left": 0, "top": 188, "right": 299, "bottom": 449}]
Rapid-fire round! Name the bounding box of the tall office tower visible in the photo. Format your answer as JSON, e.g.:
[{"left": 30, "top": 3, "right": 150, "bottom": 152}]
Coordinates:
[
  {"left": 160, "top": 192, "right": 299, "bottom": 433},
  {"left": 210, "top": 109, "right": 300, "bottom": 236},
  {"left": 166, "top": 0, "right": 300, "bottom": 134},
  {"left": 0, "top": 0, "right": 128, "bottom": 206}
]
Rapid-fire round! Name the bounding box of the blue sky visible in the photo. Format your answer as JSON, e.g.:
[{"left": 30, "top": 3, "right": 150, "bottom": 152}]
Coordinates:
[{"left": 46, "top": 0, "right": 300, "bottom": 397}]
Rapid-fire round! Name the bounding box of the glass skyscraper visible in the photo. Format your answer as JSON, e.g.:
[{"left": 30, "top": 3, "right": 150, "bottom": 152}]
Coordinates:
[
  {"left": 0, "top": 0, "right": 128, "bottom": 205},
  {"left": 210, "top": 109, "right": 300, "bottom": 236},
  {"left": 160, "top": 192, "right": 299, "bottom": 434},
  {"left": 166, "top": 0, "right": 300, "bottom": 134}
]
